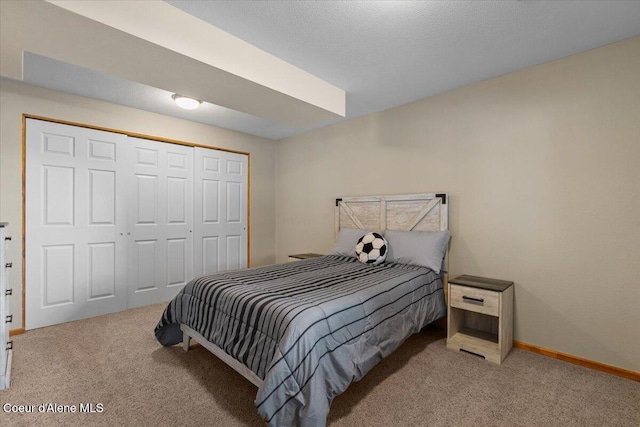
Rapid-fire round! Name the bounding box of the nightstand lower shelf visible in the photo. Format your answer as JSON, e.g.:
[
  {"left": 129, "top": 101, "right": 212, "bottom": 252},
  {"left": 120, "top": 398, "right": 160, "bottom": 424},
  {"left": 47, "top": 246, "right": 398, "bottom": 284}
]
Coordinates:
[{"left": 447, "top": 329, "right": 501, "bottom": 364}]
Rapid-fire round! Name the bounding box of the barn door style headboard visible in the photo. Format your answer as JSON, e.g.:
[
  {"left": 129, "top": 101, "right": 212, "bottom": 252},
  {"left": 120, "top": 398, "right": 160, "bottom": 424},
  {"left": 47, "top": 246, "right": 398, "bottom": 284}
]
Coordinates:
[
  {"left": 335, "top": 193, "right": 449, "bottom": 273},
  {"left": 335, "top": 193, "right": 448, "bottom": 234}
]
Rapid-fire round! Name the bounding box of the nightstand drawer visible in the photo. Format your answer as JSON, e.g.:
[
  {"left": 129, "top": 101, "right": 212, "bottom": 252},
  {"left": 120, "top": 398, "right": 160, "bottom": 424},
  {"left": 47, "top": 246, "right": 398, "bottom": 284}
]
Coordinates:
[{"left": 450, "top": 284, "right": 499, "bottom": 317}]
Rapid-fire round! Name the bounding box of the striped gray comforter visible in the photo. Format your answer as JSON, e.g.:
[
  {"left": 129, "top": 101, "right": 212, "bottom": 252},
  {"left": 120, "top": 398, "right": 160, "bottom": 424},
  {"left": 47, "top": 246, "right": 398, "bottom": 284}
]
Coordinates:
[{"left": 155, "top": 255, "right": 446, "bottom": 426}]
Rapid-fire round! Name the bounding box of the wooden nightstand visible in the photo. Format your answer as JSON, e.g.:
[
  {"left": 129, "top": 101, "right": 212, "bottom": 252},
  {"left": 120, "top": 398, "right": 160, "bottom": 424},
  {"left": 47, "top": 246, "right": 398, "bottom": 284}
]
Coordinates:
[
  {"left": 447, "top": 275, "right": 514, "bottom": 364},
  {"left": 288, "top": 253, "right": 324, "bottom": 262}
]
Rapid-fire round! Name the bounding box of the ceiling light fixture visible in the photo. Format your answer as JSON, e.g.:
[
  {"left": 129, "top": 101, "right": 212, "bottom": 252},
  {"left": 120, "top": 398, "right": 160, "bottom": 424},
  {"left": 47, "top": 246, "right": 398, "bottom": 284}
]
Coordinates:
[{"left": 172, "top": 94, "right": 202, "bottom": 110}]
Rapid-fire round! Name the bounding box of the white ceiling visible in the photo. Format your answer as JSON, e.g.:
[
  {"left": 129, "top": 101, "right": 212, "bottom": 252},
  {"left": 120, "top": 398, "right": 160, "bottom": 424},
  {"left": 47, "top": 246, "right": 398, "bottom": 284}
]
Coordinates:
[{"left": 3, "top": 1, "right": 640, "bottom": 140}]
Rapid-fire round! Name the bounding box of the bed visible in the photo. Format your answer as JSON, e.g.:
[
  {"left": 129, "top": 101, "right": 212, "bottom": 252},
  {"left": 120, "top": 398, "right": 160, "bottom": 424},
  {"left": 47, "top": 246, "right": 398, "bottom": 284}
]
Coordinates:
[{"left": 155, "top": 193, "right": 449, "bottom": 426}]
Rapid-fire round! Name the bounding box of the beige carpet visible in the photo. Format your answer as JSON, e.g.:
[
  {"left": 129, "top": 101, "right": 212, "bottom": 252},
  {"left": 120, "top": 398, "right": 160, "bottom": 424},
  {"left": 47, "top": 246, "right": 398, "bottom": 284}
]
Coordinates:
[{"left": 1, "top": 303, "right": 638, "bottom": 427}]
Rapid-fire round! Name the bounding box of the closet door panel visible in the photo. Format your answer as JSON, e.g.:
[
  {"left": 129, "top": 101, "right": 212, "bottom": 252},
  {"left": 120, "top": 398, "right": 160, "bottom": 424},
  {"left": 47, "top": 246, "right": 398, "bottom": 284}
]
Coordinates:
[
  {"left": 127, "top": 138, "right": 193, "bottom": 308},
  {"left": 88, "top": 169, "right": 116, "bottom": 225},
  {"left": 167, "top": 238, "right": 187, "bottom": 286},
  {"left": 194, "top": 148, "right": 248, "bottom": 276},
  {"left": 88, "top": 242, "right": 117, "bottom": 300},
  {"left": 26, "top": 119, "right": 128, "bottom": 329},
  {"left": 202, "top": 237, "right": 220, "bottom": 274},
  {"left": 225, "top": 235, "right": 242, "bottom": 271},
  {"left": 165, "top": 144, "right": 193, "bottom": 299}
]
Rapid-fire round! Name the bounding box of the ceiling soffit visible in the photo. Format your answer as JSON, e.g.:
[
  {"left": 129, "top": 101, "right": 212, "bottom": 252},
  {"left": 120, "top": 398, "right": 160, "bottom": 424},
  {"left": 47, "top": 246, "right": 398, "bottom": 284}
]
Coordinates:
[{"left": 0, "top": 0, "right": 345, "bottom": 128}]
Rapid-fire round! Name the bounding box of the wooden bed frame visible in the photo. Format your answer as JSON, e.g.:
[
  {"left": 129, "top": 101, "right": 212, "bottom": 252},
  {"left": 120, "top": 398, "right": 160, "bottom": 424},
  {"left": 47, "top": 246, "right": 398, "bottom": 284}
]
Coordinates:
[
  {"left": 181, "top": 192, "right": 449, "bottom": 388},
  {"left": 181, "top": 324, "right": 263, "bottom": 387}
]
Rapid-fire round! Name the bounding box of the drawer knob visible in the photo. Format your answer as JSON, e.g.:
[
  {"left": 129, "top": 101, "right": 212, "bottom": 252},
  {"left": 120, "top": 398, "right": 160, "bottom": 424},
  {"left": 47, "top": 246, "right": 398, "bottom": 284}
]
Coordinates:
[
  {"left": 5, "top": 289, "right": 11, "bottom": 296},
  {"left": 5, "top": 262, "right": 12, "bottom": 268},
  {"left": 5, "top": 315, "right": 12, "bottom": 323},
  {"left": 462, "top": 295, "right": 484, "bottom": 304},
  {"left": 4, "top": 236, "right": 10, "bottom": 241}
]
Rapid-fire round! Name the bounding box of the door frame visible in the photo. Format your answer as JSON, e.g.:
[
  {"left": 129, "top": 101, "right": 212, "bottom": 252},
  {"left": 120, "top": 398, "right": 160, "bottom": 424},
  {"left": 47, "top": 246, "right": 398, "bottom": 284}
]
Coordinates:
[{"left": 17, "top": 114, "right": 251, "bottom": 334}]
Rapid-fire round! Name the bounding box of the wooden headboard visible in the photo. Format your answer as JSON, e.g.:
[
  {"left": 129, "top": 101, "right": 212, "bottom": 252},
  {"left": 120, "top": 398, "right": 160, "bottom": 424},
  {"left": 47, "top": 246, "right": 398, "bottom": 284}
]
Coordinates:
[
  {"left": 335, "top": 193, "right": 448, "bottom": 234},
  {"left": 335, "top": 192, "right": 449, "bottom": 274}
]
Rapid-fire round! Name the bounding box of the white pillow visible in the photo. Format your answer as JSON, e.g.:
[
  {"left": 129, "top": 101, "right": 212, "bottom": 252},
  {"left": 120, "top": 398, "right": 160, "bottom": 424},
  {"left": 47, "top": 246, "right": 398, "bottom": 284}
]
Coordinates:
[
  {"left": 332, "top": 228, "right": 371, "bottom": 258},
  {"left": 384, "top": 230, "right": 450, "bottom": 273}
]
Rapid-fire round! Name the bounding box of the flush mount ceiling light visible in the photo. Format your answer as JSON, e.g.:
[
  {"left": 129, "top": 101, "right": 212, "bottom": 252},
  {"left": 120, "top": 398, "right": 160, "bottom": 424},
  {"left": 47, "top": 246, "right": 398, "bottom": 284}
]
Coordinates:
[{"left": 172, "top": 94, "right": 202, "bottom": 110}]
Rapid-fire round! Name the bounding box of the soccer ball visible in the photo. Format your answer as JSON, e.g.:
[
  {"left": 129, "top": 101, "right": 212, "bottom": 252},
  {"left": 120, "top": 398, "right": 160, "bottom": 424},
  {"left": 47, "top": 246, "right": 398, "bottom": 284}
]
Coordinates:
[{"left": 355, "top": 232, "right": 388, "bottom": 265}]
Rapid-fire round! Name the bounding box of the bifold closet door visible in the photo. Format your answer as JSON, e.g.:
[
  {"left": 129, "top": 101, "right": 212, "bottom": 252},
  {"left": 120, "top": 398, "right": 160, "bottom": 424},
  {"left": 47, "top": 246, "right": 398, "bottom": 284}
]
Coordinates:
[
  {"left": 26, "top": 120, "right": 247, "bottom": 329},
  {"left": 194, "top": 148, "right": 248, "bottom": 275},
  {"left": 127, "top": 138, "right": 193, "bottom": 308},
  {"left": 25, "top": 119, "right": 129, "bottom": 329}
]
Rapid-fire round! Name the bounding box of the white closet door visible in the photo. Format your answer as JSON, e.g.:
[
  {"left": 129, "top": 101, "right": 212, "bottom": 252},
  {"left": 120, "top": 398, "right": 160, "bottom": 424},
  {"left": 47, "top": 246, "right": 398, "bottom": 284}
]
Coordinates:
[
  {"left": 26, "top": 120, "right": 245, "bottom": 329},
  {"left": 25, "top": 119, "right": 128, "bottom": 329},
  {"left": 194, "top": 148, "right": 248, "bottom": 275},
  {"left": 127, "top": 138, "right": 193, "bottom": 307}
]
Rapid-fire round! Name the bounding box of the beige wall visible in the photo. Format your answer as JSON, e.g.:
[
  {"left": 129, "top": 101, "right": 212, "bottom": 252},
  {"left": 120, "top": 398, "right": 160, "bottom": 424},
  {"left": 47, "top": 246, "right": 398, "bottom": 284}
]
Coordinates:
[
  {"left": 0, "top": 78, "right": 277, "bottom": 330},
  {"left": 275, "top": 37, "right": 640, "bottom": 372}
]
